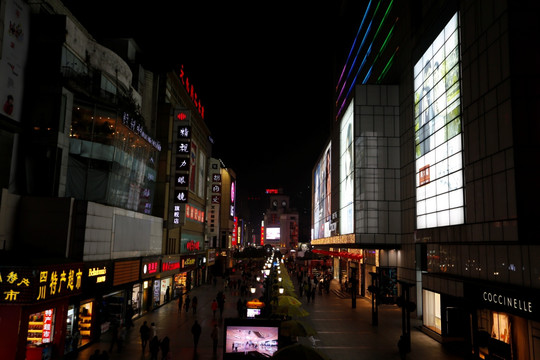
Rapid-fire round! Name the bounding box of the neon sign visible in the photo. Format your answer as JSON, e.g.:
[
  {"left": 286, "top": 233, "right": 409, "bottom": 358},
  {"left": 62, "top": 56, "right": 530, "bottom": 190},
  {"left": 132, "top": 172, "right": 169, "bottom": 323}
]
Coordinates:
[{"left": 179, "top": 65, "right": 205, "bottom": 119}]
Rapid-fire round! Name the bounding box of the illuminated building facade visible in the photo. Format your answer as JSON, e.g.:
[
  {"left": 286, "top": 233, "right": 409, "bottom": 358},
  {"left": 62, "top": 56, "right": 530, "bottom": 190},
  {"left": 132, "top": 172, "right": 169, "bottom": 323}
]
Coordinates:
[
  {"left": 0, "top": 1, "right": 219, "bottom": 359},
  {"left": 264, "top": 194, "right": 299, "bottom": 253},
  {"left": 311, "top": 1, "right": 540, "bottom": 359}
]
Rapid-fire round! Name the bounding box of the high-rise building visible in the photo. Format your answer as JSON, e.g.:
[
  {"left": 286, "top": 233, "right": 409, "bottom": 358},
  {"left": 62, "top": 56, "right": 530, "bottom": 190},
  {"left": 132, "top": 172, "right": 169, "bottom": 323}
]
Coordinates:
[{"left": 311, "top": 1, "right": 540, "bottom": 358}]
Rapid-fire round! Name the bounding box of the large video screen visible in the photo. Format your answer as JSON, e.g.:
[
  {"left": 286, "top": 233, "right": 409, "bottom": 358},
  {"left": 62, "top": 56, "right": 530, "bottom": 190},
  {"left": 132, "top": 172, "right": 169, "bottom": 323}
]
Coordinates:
[
  {"left": 340, "top": 100, "right": 354, "bottom": 234},
  {"left": 414, "top": 13, "right": 464, "bottom": 229},
  {"left": 223, "top": 319, "right": 280, "bottom": 359},
  {"left": 266, "top": 227, "right": 280, "bottom": 240},
  {"left": 313, "top": 142, "right": 331, "bottom": 239}
]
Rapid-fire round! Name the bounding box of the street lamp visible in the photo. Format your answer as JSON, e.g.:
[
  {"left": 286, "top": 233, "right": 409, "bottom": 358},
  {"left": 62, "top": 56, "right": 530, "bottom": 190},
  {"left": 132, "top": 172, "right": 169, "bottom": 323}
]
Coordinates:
[{"left": 250, "top": 285, "right": 256, "bottom": 294}]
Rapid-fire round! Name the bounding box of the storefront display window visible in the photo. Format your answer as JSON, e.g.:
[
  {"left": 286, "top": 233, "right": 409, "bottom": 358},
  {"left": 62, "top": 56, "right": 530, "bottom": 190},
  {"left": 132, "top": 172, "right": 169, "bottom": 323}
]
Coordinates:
[
  {"left": 174, "top": 273, "right": 187, "bottom": 296},
  {"left": 491, "top": 312, "right": 510, "bottom": 344},
  {"left": 153, "top": 280, "right": 160, "bottom": 306},
  {"left": 27, "top": 309, "right": 55, "bottom": 345},
  {"left": 102, "top": 291, "right": 124, "bottom": 327},
  {"left": 64, "top": 305, "right": 81, "bottom": 354},
  {"left": 423, "top": 289, "right": 441, "bottom": 334},
  {"left": 78, "top": 302, "right": 93, "bottom": 347},
  {"left": 132, "top": 284, "right": 142, "bottom": 316},
  {"left": 160, "top": 277, "right": 172, "bottom": 304}
]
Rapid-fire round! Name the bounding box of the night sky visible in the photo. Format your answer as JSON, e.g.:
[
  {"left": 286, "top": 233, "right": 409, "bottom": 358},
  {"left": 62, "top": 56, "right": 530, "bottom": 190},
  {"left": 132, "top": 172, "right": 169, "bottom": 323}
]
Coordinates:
[{"left": 63, "top": 1, "right": 362, "bottom": 205}]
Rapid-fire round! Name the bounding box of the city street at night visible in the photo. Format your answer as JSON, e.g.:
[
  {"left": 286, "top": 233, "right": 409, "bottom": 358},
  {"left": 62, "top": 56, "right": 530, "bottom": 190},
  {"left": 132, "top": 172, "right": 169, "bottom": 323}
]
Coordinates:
[{"left": 74, "top": 273, "right": 462, "bottom": 360}]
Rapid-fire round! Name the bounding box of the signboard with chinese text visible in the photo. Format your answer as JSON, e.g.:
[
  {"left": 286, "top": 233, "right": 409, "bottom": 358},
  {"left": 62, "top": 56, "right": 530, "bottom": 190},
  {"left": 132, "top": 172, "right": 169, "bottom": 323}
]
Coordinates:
[{"left": 0, "top": 263, "right": 83, "bottom": 304}]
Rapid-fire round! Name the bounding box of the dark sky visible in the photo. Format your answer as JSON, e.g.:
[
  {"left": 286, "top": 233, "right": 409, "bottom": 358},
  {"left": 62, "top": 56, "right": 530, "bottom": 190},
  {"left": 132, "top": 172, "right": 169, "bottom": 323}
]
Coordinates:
[{"left": 63, "top": 1, "right": 359, "bottom": 200}]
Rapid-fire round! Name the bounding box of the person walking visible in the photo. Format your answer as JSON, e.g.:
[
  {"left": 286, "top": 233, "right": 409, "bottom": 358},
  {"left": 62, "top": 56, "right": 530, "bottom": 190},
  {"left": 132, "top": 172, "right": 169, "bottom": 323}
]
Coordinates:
[
  {"left": 192, "top": 295, "right": 198, "bottom": 315},
  {"left": 185, "top": 294, "right": 191, "bottom": 313},
  {"left": 160, "top": 336, "right": 170, "bottom": 360},
  {"left": 211, "top": 299, "right": 218, "bottom": 318},
  {"left": 149, "top": 335, "right": 160, "bottom": 360},
  {"left": 116, "top": 324, "right": 126, "bottom": 352},
  {"left": 191, "top": 320, "right": 202, "bottom": 350},
  {"left": 151, "top": 322, "right": 158, "bottom": 338},
  {"left": 140, "top": 320, "right": 151, "bottom": 353},
  {"left": 108, "top": 319, "right": 119, "bottom": 353},
  {"left": 211, "top": 323, "right": 219, "bottom": 355},
  {"left": 178, "top": 294, "right": 183, "bottom": 312},
  {"left": 217, "top": 291, "right": 225, "bottom": 318}
]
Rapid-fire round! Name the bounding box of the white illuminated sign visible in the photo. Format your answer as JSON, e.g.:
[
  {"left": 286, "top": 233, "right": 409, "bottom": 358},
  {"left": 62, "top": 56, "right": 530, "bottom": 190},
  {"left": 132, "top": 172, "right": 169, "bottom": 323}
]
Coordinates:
[
  {"left": 339, "top": 100, "right": 354, "bottom": 234},
  {"left": 266, "top": 227, "right": 280, "bottom": 240},
  {"left": 414, "top": 13, "right": 464, "bottom": 229}
]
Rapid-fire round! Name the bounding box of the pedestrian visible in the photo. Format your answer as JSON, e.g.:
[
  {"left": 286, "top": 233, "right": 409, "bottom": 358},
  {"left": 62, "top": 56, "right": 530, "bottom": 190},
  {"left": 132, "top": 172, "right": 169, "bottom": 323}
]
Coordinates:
[
  {"left": 149, "top": 335, "right": 160, "bottom": 360},
  {"left": 192, "top": 295, "right": 198, "bottom": 314},
  {"left": 117, "top": 324, "right": 126, "bottom": 352},
  {"left": 160, "top": 336, "right": 170, "bottom": 360},
  {"left": 89, "top": 349, "right": 101, "bottom": 360},
  {"left": 217, "top": 291, "right": 225, "bottom": 318},
  {"left": 212, "top": 299, "right": 218, "bottom": 318},
  {"left": 165, "top": 286, "right": 170, "bottom": 302},
  {"left": 108, "top": 319, "right": 119, "bottom": 353},
  {"left": 178, "top": 294, "right": 183, "bottom": 312},
  {"left": 398, "top": 336, "right": 406, "bottom": 359},
  {"left": 151, "top": 322, "right": 157, "bottom": 338},
  {"left": 211, "top": 323, "right": 219, "bottom": 355},
  {"left": 311, "top": 287, "right": 316, "bottom": 303},
  {"left": 185, "top": 294, "right": 191, "bottom": 313},
  {"left": 236, "top": 298, "right": 244, "bottom": 318},
  {"left": 140, "top": 320, "right": 151, "bottom": 352},
  {"left": 191, "top": 320, "right": 202, "bottom": 350}
]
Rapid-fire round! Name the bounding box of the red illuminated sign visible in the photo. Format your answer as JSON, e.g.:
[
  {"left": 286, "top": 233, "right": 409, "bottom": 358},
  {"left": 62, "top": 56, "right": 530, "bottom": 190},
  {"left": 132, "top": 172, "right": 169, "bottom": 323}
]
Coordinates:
[
  {"left": 266, "top": 189, "right": 278, "bottom": 194},
  {"left": 186, "top": 240, "right": 200, "bottom": 252},
  {"left": 162, "top": 261, "right": 180, "bottom": 272},
  {"left": 42, "top": 309, "right": 53, "bottom": 343},
  {"left": 419, "top": 165, "right": 430, "bottom": 186},
  {"left": 232, "top": 217, "right": 238, "bottom": 246},
  {"left": 179, "top": 65, "right": 205, "bottom": 119},
  {"left": 144, "top": 262, "right": 158, "bottom": 275},
  {"left": 260, "top": 225, "right": 265, "bottom": 245}
]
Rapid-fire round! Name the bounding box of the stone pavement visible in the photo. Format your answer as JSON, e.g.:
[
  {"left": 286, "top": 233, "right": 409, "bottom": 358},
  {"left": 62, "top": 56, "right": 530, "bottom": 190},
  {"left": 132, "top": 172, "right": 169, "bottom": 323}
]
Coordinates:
[{"left": 74, "top": 273, "right": 465, "bottom": 360}]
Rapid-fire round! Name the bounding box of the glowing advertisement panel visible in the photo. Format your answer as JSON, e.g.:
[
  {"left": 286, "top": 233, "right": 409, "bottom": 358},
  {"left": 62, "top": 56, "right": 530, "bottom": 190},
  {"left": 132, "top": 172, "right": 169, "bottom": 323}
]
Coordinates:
[
  {"left": 340, "top": 100, "right": 354, "bottom": 235},
  {"left": 266, "top": 227, "right": 280, "bottom": 240},
  {"left": 414, "top": 13, "right": 464, "bottom": 229},
  {"left": 313, "top": 142, "right": 331, "bottom": 239}
]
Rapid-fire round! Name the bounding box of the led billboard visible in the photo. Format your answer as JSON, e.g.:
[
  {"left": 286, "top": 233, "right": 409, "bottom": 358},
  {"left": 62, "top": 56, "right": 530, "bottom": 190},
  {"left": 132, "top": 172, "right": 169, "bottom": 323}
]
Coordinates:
[
  {"left": 266, "top": 227, "right": 280, "bottom": 240},
  {"left": 340, "top": 100, "right": 355, "bottom": 234},
  {"left": 313, "top": 142, "right": 331, "bottom": 239},
  {"left": 414, "top": 13, "right": 464, "bottom": 229}
]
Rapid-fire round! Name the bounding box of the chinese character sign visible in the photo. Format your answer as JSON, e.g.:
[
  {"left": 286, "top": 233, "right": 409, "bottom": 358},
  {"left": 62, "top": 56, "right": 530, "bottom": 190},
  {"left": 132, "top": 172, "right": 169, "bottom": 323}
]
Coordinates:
[{"left": 0, "top": 264, "right": 83, "bottom": 304}]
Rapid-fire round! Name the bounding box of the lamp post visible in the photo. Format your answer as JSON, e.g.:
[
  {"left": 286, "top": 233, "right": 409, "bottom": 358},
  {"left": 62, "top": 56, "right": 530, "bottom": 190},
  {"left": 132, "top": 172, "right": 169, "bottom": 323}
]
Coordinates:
[{"left": 397, "top": 280, "right": 416, "bottom": 353}]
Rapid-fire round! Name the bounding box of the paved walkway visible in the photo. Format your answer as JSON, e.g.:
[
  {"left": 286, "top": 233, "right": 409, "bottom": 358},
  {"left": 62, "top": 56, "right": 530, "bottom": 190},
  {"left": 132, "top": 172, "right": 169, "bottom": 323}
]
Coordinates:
[{"left": 74, "top": 272, "right": 465, "bottom": 360}]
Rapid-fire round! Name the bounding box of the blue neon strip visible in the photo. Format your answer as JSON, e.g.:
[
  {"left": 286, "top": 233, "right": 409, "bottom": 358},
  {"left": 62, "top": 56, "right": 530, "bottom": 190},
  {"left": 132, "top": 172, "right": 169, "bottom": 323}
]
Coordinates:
[
  {"left": 338, "top": 0, "right": 394, "bottom": 114},
  {"left": 336, "top": 0, "right": 373, "bottom": 90},
  {"left": 336, "top": 0, "right": 380, "bottom": 109}
]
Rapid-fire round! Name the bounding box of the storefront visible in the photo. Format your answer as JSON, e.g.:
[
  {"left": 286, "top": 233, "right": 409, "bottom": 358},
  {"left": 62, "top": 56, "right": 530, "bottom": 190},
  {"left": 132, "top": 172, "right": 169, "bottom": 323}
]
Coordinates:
[
  {"left": 175, "top": 255, "right": 197, "bottom": 294},
  {"left": 141, "top": 256, "right": 160, "bottom": 309},
  {"left": 464, "top": 283, "right": 540, "bottom": 360},
  {"left": 112, "top": 258, "right": 141, "bottom": 320},
  {"left": 63, "top": 260, "right": 112, "bottom": 354},
  {"left": 159, "top": 255, "right": 181, "bottom": 302},
  {"left": 421, "top": 287, "right": 467, "bottom": 343},
  {"left": 0, "top": 262, "right": 84, "bottom": 360}
]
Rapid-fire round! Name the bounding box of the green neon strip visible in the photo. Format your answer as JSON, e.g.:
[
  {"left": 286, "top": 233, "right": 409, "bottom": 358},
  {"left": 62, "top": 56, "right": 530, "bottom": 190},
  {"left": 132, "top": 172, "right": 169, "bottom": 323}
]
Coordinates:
[{"left": 377, "top": 47, "right": 398, "bottom": 83}]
